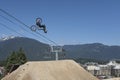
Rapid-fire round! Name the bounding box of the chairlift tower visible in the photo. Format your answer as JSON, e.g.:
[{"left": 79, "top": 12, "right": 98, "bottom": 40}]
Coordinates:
[{"left": 51, "top": 46, "right": 62, "bottom": 60}]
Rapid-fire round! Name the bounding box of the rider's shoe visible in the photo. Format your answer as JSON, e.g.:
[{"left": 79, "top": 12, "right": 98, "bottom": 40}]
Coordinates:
[{"left": 44, "top": 29, "right": 47, "bottom": 33}]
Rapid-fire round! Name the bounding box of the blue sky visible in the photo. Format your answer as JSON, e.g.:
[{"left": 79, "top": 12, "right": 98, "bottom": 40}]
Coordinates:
[{"left": 0, "top": 0, "right": 120, "bottom": 45}]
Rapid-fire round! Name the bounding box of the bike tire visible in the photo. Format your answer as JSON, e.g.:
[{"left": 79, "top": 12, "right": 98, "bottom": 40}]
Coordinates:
[
  {"left": 30, "top": 25, "right": 37, "bottom": 31},
  {"left": 36, "top": 17, "right": 42, "bottom": 23}
]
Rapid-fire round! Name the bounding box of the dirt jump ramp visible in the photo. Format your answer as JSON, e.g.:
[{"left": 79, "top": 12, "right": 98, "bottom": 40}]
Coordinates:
[{"left": 2, "top": 60, "right": 99, "bottom": 80}]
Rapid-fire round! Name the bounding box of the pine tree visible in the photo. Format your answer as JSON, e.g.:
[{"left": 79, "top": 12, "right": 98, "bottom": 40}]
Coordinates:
[
  {"left": 5, "top": 48, "right": 27, "bottom": 73},
  {"left": 5, "top": 51, "right": 17, "bottom": 72},
  {"left": 17, "top": 48, "right": 27, "bottom": 64}
]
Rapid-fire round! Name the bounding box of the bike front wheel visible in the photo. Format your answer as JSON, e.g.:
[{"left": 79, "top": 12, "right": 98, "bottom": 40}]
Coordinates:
[{"left": 30, "top": 25, "right": 37, "bottom": 31}]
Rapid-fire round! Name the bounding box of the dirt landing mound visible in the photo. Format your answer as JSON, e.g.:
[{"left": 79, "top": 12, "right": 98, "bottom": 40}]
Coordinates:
[
  {"left": 2, "top": 60, "right": 98, "bottom": 80},
  {"left": 103, "top": 78, "right": 120, "bottom": 80}
]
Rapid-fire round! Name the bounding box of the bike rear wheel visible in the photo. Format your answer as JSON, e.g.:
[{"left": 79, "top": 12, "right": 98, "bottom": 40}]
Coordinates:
[{"left": 36, "top": 18, "right": 42, "bottom": 23}]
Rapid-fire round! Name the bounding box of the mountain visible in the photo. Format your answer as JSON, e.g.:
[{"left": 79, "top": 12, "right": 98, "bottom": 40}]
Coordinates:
[
  {"left": 1, "top": 37, "right": 120, "bottom": 61},
  {"left": 0, "top": 37, "right": 51, "bottom": 61},
  {"left": 63, "top": 43, "right": 120, "bottom": 61}
]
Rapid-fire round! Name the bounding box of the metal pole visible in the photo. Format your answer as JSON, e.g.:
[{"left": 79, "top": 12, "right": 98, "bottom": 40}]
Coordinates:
[{"left": 55, "top": 51, "right": 58, "bottom": 60}]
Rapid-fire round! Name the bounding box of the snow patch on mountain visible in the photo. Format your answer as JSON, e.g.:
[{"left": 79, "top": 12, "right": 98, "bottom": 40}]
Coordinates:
[{"left": 0, "top": 35, "right": 16, "bottom": 41}]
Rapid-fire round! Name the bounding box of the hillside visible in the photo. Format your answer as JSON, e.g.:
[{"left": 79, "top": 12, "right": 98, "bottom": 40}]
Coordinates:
[
  {"left": 63, "top": 43, "right": 120, "bottom": 61},
  {"left": 0, "top": 37, "right": 50, "bottom": 61},
  {"left": 1, "top": 37, "right": 120, "bottom": 61}
]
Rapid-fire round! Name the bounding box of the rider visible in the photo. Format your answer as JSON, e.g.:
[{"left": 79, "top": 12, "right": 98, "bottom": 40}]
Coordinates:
[{"left": 36, "top": 18, "right": 47, "bottom": 33}]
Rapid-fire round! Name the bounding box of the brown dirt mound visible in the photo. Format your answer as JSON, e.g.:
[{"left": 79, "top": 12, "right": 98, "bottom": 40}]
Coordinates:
[{"left": 2, "top": 60, "right": 99, "bottom": 80}]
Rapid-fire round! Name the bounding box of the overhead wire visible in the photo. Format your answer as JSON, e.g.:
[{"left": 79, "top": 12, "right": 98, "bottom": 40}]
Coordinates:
[
  {"left": 0, "top": 14, "right": 31, "bottom": 34},
  {"left": 0, "top": 9, "right": 58, "bottom": 46},
  {"left": 0, "top": 12, "right": 49, "bottom": 44},
  {"left": 35, "top": 31, "right": 58, "bottom": 45},
  {"left": 0, "top": 14, "right": 15, "bottom": 24},
  {"left": 0, "top": 22, "right": 25, "bottom": 37}
]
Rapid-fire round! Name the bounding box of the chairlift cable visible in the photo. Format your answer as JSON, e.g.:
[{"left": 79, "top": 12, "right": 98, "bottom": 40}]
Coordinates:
[
  {"left": 0, "top": 9, "right": 55, "bottom": 45},
  {"left": 0, "top": 23, "right": 25, "bottom": 37},
  {"left": 0, "top": 14, "right": 48, "bottom": 43}
]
